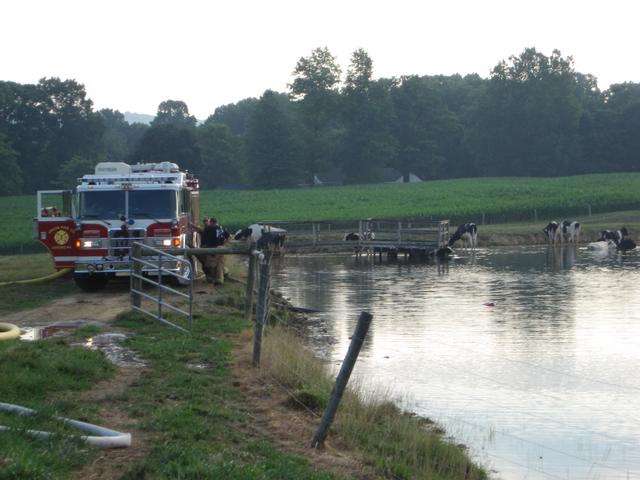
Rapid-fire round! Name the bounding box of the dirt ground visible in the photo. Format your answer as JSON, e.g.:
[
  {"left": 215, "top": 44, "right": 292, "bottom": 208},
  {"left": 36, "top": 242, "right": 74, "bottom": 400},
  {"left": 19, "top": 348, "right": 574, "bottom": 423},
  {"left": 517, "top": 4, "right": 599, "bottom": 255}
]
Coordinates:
[{"left": 0, "top": 284, "right": 130, "bottom": 327}]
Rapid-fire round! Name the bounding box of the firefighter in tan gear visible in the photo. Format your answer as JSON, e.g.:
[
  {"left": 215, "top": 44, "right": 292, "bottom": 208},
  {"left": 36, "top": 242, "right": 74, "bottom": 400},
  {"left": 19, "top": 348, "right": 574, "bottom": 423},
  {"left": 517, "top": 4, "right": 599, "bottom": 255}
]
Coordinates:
[{"left": 196, "top": 217, "right": 230, "bottom": 284}]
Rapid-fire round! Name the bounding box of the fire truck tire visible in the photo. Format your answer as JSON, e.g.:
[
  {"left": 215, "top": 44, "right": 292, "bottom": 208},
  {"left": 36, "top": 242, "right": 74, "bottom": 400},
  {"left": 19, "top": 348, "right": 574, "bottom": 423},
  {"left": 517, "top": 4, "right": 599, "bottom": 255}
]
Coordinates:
[
  {"left": 0, "top": 323, "right": 20, "bottom": 341},
  {"left": 74, "top": 274, "right": 109, "bottom": 292},
  {"left": 175, "top": 259, "right": 193, "bottom": 286}
]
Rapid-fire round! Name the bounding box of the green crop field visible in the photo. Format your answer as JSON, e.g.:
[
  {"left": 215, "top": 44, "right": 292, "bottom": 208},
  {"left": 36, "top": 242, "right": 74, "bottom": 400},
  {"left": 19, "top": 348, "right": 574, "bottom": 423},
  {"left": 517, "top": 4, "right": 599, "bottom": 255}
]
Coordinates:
[{"left": 2, "top": 173, "right": 640, "bottom": 253}]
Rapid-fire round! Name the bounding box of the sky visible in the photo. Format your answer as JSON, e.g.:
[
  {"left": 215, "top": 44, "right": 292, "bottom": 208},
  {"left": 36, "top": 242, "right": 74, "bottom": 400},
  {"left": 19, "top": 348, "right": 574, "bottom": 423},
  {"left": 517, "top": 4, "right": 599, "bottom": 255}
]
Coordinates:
[{"left": 3, "top": 0, "right": 639, "bottom": 120}]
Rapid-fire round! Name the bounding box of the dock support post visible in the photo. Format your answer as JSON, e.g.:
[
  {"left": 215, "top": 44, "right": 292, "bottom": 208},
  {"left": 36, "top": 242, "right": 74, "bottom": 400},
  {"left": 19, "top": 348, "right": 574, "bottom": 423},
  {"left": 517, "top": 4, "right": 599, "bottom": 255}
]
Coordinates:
[{"left": 311, "top": 311, "right": 373, "bottom": 448}]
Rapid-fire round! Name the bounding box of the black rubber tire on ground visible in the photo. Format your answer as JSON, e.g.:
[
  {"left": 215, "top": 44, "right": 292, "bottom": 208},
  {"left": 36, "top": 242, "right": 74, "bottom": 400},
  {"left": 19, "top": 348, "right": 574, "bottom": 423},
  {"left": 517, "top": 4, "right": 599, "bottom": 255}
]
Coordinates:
[{"left": 74, "top": 273, "right": 109, "bottom": 292}]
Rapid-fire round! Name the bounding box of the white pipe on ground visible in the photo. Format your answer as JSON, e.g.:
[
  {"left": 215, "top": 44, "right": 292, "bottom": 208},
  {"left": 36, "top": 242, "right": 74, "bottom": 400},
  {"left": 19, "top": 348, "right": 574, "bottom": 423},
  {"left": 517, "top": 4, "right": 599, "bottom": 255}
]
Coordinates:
[{"left": 0, "top": 402, "right": 131, "bottom": 448}]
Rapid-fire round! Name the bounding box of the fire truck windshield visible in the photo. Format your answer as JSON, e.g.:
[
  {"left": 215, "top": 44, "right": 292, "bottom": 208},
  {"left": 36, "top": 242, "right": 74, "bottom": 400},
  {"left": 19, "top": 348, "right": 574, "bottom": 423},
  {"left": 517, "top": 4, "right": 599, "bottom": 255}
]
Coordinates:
[
  {"left": 129, "top": 190, "right": 177, "bottom": 219},
  {"left": 79, "top": 191, "right": 125, "bottom": 219}
]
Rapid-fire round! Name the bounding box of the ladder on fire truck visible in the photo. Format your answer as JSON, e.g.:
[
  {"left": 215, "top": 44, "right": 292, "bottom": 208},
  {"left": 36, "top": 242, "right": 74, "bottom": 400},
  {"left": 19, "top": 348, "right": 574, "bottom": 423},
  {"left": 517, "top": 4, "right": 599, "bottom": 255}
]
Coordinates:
[{"left": 129, "top": 242, "right": 193, "bottom": 332}]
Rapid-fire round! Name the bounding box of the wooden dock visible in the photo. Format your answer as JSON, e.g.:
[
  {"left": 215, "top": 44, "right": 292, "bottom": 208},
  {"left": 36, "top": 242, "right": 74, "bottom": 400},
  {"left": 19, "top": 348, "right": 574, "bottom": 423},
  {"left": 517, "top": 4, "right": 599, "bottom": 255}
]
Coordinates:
[{"left": 257, "top": 219, "right": 450, "bottom": 259}]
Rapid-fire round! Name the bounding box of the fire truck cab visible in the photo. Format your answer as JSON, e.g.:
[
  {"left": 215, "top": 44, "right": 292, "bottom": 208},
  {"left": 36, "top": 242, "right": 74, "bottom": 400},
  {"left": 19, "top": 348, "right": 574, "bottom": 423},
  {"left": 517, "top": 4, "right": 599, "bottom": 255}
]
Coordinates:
[{"left": 34, "top": 161, "right": 200, "bottom": 291}]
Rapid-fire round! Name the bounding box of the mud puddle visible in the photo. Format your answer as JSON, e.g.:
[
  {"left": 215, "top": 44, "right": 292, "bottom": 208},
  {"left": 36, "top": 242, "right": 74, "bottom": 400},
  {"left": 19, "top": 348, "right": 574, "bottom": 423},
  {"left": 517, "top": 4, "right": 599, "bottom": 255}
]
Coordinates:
[
  {"left": 20, "top": 320, "right": 91, "bottom": 341},
  {"left": 19, "top": 321, "right": 146, "bottom": 368},
  {"left": 75, "top": 333, "right": 147, "bottom": 368}
]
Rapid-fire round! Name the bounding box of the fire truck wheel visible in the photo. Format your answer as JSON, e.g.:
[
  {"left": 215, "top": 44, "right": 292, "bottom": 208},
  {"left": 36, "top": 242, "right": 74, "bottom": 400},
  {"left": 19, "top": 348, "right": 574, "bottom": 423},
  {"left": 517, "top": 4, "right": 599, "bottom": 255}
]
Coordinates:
[
  {"left": 74, "top": 274, "right": 109, "bottom": 292},
  {"left": 175, "top": 259, "right": 192, "bottom": 286}
]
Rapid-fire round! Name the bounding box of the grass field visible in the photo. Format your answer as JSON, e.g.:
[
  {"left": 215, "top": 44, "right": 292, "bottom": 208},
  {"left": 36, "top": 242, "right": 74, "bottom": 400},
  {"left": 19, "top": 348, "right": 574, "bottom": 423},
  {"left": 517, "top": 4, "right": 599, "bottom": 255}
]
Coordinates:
[
  {"left": 0, "top": 254, "right": 76, "bottom": 314},
  {"left": 2, "top": 173, "right": 640, "bottom": 253}
]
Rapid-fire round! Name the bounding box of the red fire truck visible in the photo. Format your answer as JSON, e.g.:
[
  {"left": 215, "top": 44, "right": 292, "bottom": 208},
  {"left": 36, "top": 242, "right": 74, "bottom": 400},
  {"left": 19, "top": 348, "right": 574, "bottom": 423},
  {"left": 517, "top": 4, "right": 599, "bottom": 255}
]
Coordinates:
[{"left": 34, "top": 161, "right": 200, "bottom": 291}]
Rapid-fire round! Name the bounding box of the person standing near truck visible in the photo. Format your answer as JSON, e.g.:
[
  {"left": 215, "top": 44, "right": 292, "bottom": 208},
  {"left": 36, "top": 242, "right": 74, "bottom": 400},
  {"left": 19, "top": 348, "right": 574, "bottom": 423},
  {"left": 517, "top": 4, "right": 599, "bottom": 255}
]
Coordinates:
[{"left": 198, "top": 216, "right": 230, "bottom": 284}]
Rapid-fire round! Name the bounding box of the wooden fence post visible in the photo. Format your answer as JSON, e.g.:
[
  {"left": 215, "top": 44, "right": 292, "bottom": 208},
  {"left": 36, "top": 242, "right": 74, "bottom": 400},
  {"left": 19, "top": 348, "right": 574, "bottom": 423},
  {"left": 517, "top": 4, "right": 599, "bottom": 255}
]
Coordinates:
[
  {"left": 244, "top": 244, "right": 257, "bottom": 321},
  {"left": 252, "top": 252, "right": 272, "bottom": 367},
  {"left": 311, "top": 311, "right": 373, "bottom": 448}
]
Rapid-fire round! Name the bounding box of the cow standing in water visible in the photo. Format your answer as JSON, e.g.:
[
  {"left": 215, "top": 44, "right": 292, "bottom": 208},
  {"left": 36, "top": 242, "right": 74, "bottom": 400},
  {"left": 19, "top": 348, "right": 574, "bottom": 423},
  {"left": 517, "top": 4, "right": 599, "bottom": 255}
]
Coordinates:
[
  {"left": 561, "top": 220, "right": 581, "bottom": 243},
  {"left": 448, "top": 223, "right": 478, "bottom": 249},
  {"left": 543, "top": 221, "right": 560, "bottom": 244},
  {"left": 600, "top": 227, "right": 628, "bottom": 245},
  {"left": 600, "top": 227, "right": 636, "bottom": 251},
  {"left": 343, "top": 231, "right": 375, "bottom": 241},
  {"left": 344, "top": 230, "right": 375, "bottom": 255}
]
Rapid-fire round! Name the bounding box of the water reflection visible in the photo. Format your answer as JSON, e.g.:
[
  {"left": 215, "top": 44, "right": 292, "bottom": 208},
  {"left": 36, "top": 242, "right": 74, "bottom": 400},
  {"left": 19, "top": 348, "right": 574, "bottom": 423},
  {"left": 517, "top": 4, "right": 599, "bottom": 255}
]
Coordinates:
[{"left": 271, "top": 246, "right": 640, "bottom": 480}]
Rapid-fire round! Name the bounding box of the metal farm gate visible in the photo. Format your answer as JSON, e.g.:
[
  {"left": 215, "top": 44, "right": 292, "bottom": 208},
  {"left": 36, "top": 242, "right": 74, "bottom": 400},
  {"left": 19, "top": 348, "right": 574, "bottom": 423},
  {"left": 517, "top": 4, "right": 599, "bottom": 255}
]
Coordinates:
[{"left": 129, "top": 242, "right": 193, "bottom": 333}]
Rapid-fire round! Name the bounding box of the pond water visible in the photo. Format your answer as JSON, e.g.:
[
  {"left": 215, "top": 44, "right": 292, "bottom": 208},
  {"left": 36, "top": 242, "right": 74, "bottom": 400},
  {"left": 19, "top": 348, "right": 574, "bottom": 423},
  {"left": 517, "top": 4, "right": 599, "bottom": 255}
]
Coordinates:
[{"left": 270, "top": 246, "right": 640, "bottom": 480}]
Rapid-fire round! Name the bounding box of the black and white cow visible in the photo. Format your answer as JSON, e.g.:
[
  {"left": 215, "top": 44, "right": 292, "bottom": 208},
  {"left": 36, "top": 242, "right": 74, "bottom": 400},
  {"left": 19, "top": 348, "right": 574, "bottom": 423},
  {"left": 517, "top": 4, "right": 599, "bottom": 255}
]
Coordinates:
[
  {"left": 600, "top": 227, "right": 628, "bottom": 245},
  {"left": 343, "top": 230, "right": 375, "bottom": 242},
  {"left": 543, "top": 221, "right": 561, "bottom": 243},
  {"left": 561, "top": 220, "right": 581, "bottom": 243},
  {"left": 600, "top": 227, "right": 636, "bottom": 251},
  {"left": 448, "top": 223, "right": 478, "bottom": 249},
  {"left": 234, "top": 224, "right": 287, "bottom": 251},
  {"left": 344, "top": 230, "right": 375, "bottom": 255}
]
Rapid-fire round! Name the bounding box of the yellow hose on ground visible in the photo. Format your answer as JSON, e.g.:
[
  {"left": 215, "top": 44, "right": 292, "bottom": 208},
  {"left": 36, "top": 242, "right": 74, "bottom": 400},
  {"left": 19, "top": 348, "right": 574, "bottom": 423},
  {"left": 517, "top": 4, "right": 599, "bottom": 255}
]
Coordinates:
[
  {"left": 0, "top": 268, "right": 72, "bottom": 287},
  {"left": 0, "top": 323, "right": 20, "bottom": 341}
]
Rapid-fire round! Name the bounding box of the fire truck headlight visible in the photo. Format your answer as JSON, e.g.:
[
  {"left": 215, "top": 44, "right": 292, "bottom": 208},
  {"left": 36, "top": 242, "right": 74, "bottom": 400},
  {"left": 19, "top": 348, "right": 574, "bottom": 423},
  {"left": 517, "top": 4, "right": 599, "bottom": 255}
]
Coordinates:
[
  {"left": 156, "top": 237, "right": 180, "bottom": 247},
  {"left": 83, "top": 240, "right": 100, "bottom": 248}
]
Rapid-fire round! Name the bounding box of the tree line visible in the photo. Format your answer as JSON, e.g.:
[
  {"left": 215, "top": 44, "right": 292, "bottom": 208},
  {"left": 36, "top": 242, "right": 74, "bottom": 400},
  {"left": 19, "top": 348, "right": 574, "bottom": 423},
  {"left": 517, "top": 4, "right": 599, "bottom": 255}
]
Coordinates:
[{"left": 1, "top": 47, "right": 639, "bottom": 195}]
